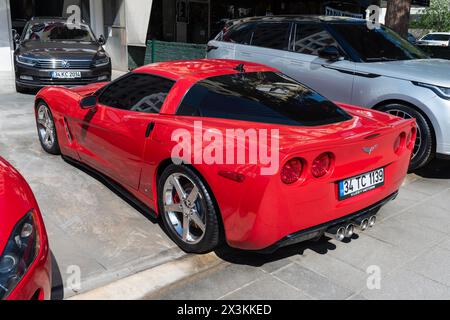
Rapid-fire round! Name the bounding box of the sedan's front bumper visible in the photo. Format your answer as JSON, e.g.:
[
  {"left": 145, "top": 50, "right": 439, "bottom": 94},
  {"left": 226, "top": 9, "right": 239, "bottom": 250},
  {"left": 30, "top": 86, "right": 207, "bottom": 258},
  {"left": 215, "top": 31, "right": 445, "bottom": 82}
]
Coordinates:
[{"left": 15, "top": 62, "right": 111, "bottom": 89}]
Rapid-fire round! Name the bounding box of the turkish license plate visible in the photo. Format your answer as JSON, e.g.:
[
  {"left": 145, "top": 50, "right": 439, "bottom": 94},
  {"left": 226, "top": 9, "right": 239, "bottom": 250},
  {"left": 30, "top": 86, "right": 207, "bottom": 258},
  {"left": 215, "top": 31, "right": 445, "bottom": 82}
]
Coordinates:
[
  {"left": 338, "top": 168, "right": 385, "bottom": 200},
  {"left": 51, "top": 71, "right": 81, "bottom": 79}
]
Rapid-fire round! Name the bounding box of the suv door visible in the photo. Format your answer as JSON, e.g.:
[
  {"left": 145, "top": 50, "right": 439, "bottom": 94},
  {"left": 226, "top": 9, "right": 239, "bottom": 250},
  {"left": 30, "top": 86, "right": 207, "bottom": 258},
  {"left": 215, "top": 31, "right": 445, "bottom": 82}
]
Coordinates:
[
  {"left": 283, "top": 23, "right": 355, "bottom": 103},
  {"left": 235, "top": 21, "right": 292, "bottom": 69}
]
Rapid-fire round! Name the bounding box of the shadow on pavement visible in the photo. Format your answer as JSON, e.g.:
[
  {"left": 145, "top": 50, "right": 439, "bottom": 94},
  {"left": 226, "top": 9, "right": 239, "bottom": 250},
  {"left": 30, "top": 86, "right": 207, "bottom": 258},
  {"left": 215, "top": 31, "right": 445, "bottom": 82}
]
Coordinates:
[
  {"left": 50, "top": 251, "right": 64, "bottom": 300},
  {"left": 62, "top": 156, "right": 158, "bottom": 224},
  {"left": 414, "top": 158, "right": 450, "bottom": 179},
  {"left": 215, "top": 234, "right": 359, "bottom": 267}
]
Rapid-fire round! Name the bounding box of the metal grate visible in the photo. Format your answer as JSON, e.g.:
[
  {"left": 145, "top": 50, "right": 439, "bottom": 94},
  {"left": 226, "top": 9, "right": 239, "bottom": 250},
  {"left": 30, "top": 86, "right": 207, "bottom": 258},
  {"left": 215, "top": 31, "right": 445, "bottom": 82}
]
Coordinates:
[{"left": 35, "top": 59, "right": 93, "bottom": 69}]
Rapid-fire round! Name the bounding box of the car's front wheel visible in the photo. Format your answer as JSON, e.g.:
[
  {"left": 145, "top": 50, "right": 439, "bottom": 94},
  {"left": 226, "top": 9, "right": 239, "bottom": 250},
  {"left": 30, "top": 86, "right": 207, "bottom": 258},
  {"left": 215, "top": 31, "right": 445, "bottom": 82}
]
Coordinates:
[
  {"left": 36, "top": 102, "right": 61, "bottom": 155},
  {"left": 158, "top": 165, "right": 222, "bottom": 253},
  {"left": 378, "top": 103, "right": 434, "bottom": 171}
]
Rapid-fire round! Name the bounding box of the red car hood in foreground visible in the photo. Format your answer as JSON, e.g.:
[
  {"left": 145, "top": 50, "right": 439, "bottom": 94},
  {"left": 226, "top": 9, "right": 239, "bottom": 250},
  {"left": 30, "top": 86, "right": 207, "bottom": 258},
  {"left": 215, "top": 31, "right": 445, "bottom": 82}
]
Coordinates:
[
  {"left": 0, "top": 157, "right": 51, "bottom": 300},
  {"left": 0, "top": 158, "right": 35, "bottom": 250}
]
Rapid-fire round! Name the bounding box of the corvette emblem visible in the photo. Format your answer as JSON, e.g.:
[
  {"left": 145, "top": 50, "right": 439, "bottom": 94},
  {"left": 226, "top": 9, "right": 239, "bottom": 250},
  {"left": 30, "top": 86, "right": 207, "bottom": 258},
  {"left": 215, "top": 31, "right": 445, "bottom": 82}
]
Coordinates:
[{"left": 363, "top": 145, "right": 378, "bottom": 155}]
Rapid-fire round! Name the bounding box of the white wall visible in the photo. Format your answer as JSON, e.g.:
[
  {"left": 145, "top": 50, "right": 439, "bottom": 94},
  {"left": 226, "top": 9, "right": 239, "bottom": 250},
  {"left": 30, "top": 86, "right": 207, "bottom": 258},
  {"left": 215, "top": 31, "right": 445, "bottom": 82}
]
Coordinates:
[
  {"left": 89, "top": 0, "right": 104, "bottom": 37},
  {"left": 0, "top": 0, "right": 13, "bottom": 71}
]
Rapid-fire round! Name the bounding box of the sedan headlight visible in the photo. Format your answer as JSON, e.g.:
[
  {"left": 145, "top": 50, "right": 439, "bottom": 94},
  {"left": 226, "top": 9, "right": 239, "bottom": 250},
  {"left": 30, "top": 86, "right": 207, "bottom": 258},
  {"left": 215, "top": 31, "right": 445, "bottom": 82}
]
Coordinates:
[
  {"left": 94, "top": 56, "right": 110, "bottom": 67},
  {"left": 0, "top": 210, "right": 40, "bottom": 300},
  {"left": 16, "top": 55, "right": 37, "bottom": 67},
  {"left": 414, "top": 82, "right": 450, "bottom": 100}
]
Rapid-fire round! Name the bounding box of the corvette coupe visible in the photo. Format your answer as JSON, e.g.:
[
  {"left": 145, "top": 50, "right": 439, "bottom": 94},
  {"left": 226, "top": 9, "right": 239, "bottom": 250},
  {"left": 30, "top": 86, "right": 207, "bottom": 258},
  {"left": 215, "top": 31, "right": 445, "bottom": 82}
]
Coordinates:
[
  {"left": 0, "top": 157, "right": 51, "bottom": 300},
  {"left": 35, "top": 59, "right": 415, "bottom": 253}
]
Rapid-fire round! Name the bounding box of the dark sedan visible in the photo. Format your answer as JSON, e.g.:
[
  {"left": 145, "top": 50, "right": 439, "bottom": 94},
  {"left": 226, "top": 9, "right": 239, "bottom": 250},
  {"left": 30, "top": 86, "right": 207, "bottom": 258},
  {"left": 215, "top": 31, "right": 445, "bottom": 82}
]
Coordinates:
[{"left": 14, "top": 17, "right": 111, "bottom": 93}]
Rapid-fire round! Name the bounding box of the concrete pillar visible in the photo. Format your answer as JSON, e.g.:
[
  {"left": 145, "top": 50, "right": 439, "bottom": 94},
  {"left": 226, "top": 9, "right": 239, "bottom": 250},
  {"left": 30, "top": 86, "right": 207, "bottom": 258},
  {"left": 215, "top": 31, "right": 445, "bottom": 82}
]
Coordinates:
[
  {"left": 0, "top": 0, "right": 13, "bottom": 71},
  {"left": 89, "top": 0, "right": 104, "bottom": 37}
]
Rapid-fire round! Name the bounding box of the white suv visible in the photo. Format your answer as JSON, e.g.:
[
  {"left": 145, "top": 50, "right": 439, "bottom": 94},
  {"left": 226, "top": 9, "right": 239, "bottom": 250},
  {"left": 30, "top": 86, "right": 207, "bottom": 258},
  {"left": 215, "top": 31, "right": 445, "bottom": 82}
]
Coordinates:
[{"left": 207, "top": 16, "right": 450, "bottom": 170}]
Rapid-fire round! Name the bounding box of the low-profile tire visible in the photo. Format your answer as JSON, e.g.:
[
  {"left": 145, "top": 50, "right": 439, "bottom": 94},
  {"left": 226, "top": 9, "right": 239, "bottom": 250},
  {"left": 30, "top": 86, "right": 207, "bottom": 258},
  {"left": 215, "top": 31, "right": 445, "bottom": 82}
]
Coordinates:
[
  {"left": 36, "top": 102, "right": 61, "bottom": 155},
  {"left": 158, "top": 164, "right": 222, "bottom": 253},
  {"left": 378, "top": 103, "right": 434, "bottom": 171}
]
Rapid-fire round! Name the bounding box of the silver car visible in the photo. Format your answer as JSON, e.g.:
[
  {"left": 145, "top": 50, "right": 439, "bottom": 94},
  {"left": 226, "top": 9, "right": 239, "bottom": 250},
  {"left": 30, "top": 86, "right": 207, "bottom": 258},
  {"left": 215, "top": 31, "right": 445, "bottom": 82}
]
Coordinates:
[{"left": 207, "top": 16, "right": 450, "bottom": 170}]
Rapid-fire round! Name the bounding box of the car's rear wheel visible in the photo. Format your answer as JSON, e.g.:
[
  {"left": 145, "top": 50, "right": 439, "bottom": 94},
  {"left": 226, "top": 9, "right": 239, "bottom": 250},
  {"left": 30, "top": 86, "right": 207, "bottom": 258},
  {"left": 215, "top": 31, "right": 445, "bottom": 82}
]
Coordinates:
[
  {"left": 36, "top": 102, "right": 60, "bottom": 155},
  {"left": 158, "top": 165, "right": 222, "bottom": 253},
  {"left": 378, "top": 103, "right": 434, "bottom": 171}
]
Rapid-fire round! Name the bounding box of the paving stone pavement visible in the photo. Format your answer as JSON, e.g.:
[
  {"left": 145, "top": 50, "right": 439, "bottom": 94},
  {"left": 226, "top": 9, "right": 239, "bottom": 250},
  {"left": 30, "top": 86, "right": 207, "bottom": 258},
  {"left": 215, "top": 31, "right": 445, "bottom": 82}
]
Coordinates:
[{"left": 151, "top": 141, "right": 450, "bottom": 300}]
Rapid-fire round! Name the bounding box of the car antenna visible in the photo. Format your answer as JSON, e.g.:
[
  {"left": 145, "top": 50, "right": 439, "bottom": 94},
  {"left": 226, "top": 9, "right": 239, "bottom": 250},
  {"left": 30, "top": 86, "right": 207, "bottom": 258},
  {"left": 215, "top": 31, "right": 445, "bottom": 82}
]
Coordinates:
[{"left": 234, "top": 63, "right": 245, "bottom": 73}]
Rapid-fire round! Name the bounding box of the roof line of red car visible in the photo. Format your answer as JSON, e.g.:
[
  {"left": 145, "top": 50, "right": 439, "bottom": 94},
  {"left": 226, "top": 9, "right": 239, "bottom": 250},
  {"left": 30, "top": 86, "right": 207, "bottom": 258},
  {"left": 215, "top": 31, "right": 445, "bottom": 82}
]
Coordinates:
[{"left": 132, "top": 59, "right": 278, "bottom": 82}]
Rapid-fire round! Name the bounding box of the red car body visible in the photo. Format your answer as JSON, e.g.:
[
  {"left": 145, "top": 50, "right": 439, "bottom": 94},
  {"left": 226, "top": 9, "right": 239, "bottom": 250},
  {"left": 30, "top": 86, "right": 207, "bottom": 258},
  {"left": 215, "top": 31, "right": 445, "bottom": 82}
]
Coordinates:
[
  {"left": 35, "top": 59, "right": 415, "bottom": 251},
  {"left": 0, "top": 157, "right": 51, "bottom": 300}
]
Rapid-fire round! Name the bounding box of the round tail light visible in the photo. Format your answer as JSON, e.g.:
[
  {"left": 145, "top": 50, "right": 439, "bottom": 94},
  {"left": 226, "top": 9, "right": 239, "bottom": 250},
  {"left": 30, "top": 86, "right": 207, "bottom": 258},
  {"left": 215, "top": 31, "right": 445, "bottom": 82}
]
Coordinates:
[
  {"left": 281, "top": 158, "right": 303, "bottom": 184},
  {"left": 394, "top": 133, "right": 406, "bottom": 154},
  {"left": 312, "top": 153, "right": 333, "bottom": 178}
]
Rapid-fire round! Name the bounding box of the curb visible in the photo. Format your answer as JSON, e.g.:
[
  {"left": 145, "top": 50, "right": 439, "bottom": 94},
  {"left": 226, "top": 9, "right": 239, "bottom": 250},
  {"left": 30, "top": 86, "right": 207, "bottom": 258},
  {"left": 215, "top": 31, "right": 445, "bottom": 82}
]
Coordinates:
[{"left": 68, "top": 252, "right": 222, "bottom": 300}]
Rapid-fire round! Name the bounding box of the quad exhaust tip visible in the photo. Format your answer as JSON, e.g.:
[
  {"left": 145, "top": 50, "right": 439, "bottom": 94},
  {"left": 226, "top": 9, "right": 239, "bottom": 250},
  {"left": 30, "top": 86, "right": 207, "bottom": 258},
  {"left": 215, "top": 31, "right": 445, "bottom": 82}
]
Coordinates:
[
  {"left": 325, "top": 224, "right": 354, "bottom": 242},
  {"left": 355, "top": 218, "right": 369, "bottom": 231},
  {"left": 368, "top": 215, "right": 376, "bottom": 228},
  {"left": 326, "top": 215, "right": 377, "bottom": 242}
]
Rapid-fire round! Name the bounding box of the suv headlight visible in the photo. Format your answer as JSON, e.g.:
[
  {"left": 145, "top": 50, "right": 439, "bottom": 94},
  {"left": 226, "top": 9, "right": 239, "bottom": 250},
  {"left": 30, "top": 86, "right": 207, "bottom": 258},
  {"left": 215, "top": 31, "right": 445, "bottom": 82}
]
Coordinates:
[
  {"left": 0, "top": 210, "right": 40, "bottom": 300},
  {"left": 94, "top": 56, "right": 110, "bottom": 67},
  {"left": 414, "top": 82, "right": 450, "bottom": 100},
  {"left": 16, "top": 55, "right": 37, "bottom": 67}
]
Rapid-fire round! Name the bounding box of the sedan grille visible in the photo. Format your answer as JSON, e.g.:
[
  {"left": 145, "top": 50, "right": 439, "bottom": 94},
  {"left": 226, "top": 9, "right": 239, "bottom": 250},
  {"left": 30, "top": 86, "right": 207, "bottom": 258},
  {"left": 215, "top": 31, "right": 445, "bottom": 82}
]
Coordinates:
[{"left": 35, "top": 59, "right": 93, "bottom": 69}]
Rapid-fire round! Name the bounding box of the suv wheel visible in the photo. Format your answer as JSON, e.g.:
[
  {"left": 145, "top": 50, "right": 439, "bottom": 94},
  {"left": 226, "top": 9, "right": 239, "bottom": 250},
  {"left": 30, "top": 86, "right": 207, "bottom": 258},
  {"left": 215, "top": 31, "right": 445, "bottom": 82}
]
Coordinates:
[{"left": 378, "top": 103, "right": 434, "bottom": 171}]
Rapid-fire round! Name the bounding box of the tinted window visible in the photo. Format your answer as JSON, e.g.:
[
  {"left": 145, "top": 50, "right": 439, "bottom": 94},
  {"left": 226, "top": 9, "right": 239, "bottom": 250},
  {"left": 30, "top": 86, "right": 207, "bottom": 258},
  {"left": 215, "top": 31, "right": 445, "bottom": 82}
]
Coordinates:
[
  {"left": 23, "top": 21, "right": 95, "bottom": 42},
  {"left": 252, "top": 22, "right": 291, "bottom": 50},
  {"left": 223, "top": 23, "right": 254, "bottom": 45},
  {"left": 423, "top": 34, "right": 450, "bottom": 41},
  {"left": 331, "top": 23, "right": 428, "bottom": 62},
  {"left": 98, "top": 73, "right": 175, "bottom": 113},
  {"left": 177, "top": 72, "right": 352, "bottom": 126},
  {"left": 293, "top": 23, "right": 339, "bottom": 55}
]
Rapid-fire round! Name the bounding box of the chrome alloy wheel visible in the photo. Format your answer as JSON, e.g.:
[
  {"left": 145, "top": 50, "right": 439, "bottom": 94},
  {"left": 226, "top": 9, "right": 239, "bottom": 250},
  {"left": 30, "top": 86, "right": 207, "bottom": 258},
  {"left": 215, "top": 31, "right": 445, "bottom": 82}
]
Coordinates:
[
  {"left": 37, "top": 104, "right": 56, "bottom": 149},
  {"left": 162, "top": 173, "right": 206, "bottom": 244},
  {"left": 386, "top": 109, "right": 421, "bottom": 159}
]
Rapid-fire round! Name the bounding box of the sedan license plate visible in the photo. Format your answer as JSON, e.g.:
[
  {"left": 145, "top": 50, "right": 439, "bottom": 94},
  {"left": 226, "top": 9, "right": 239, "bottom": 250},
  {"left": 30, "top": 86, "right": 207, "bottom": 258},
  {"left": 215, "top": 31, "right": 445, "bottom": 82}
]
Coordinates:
[
  {"left": 338, "top": 168, "right": 384, "bottom": 200},
  {"left": 51, "top": 71, "right": 81, "bottom": 79}
]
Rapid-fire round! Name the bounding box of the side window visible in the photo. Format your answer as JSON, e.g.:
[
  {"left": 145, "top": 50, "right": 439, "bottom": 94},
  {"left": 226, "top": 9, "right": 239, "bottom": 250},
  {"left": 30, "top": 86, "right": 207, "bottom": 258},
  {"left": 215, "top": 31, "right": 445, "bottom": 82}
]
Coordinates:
[
  {"left": 223, "top": 23, "right": 255, "bottom": 45},
  {"left": 293, "top": 23, "right": 339, "bottom": 55},
  {"left": 252, "top": 22, "right": 291, "bottom": 50},
  {"left": 98, "top": 73, "right": 175, "bottom": 113}
]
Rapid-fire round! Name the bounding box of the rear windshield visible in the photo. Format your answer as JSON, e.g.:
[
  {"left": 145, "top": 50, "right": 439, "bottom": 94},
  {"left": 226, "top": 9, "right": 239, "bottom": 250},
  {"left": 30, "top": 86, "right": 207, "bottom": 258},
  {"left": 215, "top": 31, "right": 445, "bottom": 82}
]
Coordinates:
[{"left": 177, "top": 72, "right": 352, "bottom": 126}]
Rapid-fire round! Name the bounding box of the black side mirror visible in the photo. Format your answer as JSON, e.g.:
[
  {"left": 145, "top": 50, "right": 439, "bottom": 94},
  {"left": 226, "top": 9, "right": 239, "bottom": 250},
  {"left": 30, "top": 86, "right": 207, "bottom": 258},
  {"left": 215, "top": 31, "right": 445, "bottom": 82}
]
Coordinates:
[
  {"left": 319, "top": 46, "right": 341, "bottom": 61},
  {"left": 80, "top": 95, "right": 97, "bottom": 109},
  {"left": 98, "top": 35, "right": 106, "bottom": 45}
]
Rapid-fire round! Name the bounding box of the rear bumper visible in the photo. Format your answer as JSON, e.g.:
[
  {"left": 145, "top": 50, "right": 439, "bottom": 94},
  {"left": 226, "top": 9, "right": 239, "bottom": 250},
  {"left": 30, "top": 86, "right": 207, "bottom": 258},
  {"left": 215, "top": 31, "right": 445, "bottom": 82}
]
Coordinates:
[
  {"left": 258, "top": 192, "right": 398, "bottom": 254},
  {"left": 217, "top": 121, "right": 414, "bottom": 251},
  {"left": 15, "top": 62, "right": 111, "bottom": 89}
]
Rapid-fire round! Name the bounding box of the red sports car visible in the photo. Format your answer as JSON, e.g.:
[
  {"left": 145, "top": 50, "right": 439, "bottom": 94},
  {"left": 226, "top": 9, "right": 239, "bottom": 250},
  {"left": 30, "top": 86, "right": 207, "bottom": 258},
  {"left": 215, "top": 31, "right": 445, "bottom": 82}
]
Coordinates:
[
  {"left": 34, "top": 59, "right": 415, "bottom": 253},
  {"left": 0, "top": 157, "right": 51, "bottom": 300}
]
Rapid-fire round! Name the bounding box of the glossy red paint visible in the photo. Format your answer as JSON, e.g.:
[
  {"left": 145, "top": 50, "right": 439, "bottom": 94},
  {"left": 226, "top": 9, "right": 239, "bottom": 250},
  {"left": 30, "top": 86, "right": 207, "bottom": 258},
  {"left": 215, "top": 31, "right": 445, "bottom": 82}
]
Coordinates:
[
  {"left": 0, "top": 157, "right": 51, "bottom": 300},
  {"left": 35, "top": 59, "right": 416, "bottom": 251}
]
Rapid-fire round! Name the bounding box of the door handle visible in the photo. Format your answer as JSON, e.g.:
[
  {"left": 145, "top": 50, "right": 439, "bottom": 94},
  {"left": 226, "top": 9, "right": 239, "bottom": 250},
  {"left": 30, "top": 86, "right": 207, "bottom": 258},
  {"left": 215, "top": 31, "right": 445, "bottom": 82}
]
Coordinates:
[{"left": 145, "top": 122, "right": 155, "bottom": 138}]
